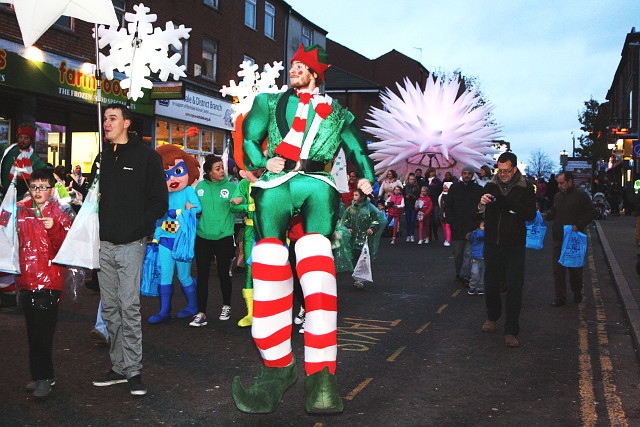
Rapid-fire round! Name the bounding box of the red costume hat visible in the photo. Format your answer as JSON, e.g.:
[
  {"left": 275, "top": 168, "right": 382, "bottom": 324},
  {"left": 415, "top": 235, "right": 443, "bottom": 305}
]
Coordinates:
[
  {"left": 291, "top": 43, "right": 330, "bottom": 81},
  {"left": 16, "top": 123, "right": 36, "bottom": 140}
]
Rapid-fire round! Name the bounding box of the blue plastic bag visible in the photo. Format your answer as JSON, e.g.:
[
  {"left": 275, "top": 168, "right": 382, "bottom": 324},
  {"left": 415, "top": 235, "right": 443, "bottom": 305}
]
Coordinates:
[
  {"left": 140, "top": 243, "right": 161, "bottom": 297},
  {"left": 558, "top": 225, "right": 587, "bottom": 268},
  {"left": 172, "top": 209, "right": 197, "bottom": 262},
  {"left": 525, "top": 210, "right": 547, "bottom": 250}
]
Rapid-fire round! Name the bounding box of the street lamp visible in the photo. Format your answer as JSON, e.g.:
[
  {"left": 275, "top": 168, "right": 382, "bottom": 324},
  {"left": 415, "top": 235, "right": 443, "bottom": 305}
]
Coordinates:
[{"left": 560, "top": 149, "right": 569, "bottom": 171}]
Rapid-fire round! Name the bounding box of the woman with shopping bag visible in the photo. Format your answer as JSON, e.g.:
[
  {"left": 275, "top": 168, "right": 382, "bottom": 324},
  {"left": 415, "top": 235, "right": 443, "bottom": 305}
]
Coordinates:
[{"left": 342, "top": 188, "right": 387, "bottom": 288}]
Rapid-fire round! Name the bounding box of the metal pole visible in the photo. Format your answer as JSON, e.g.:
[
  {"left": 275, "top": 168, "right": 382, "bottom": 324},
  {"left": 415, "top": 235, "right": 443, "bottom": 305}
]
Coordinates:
[{"left": 94, "top": 23, "right": 103, "bottom": 147}]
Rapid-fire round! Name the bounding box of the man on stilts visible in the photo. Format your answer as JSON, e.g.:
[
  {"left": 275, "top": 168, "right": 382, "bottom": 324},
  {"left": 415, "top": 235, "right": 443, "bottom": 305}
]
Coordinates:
[{"left": 231, "top": 44, "right": 374, "bottom": 414}]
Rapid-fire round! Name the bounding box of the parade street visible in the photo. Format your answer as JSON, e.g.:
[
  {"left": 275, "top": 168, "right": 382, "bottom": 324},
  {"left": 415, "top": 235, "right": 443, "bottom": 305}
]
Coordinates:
[{"left": 2, "top": 215, "right": 640, "bottom": 426}]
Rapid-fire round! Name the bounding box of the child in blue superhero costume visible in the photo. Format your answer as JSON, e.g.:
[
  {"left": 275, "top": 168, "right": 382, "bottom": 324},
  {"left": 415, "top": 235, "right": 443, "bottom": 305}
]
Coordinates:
[{"left": 148, "top": 144, "right": 201, "bottom": 323}]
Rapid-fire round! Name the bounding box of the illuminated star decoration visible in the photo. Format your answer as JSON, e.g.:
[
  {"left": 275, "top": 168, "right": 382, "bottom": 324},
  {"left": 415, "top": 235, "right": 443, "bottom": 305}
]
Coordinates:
[
  {"left": 6, "top": 0, "right": 118, "bottom": 47},
  {"left": 96, "top": 3, "right": 191, "bottom": 101},
  {"left": 364, "top": 76, "right": 500, "bottom": 179}
]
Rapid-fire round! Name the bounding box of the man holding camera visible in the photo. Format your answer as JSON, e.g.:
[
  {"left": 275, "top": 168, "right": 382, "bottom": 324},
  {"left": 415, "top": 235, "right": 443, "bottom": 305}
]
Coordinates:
[{"left": 478, "top": 152, "right": 536, "bottom": 348}]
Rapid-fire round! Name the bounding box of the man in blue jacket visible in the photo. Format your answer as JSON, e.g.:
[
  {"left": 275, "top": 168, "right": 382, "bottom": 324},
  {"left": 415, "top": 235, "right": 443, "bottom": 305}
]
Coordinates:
[{"left": 91, "top": 104, "right": 167, "bottom": 396}]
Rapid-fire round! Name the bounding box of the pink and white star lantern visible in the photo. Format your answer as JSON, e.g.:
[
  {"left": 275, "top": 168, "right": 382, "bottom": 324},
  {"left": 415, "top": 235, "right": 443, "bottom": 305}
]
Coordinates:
[{"left": 364, "top": 76, "right": 500, "bottom": 179}]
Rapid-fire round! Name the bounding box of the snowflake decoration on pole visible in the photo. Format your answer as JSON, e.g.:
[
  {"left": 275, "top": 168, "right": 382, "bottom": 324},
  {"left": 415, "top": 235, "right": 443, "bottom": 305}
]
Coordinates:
[
  {"left": 220, "top": 61, "right": 287, "bottom": 121},
  {"left": 364, "top": 76, "right": 500, "bottom": 179},
  {"left": 96, "top": 3, "right": 191, "bottom": 101}
]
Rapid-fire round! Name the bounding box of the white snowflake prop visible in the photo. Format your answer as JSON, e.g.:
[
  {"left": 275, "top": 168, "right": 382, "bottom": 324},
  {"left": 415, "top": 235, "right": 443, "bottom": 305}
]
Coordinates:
[
  {"left": 96, "top": 3, "right": 191, "bottom": 101},
  {"left": 220, "top": 61, "right": 287, "bottom": 121},
  {"left": 364, "top": 76, "right": 500, "bottom": 179}
]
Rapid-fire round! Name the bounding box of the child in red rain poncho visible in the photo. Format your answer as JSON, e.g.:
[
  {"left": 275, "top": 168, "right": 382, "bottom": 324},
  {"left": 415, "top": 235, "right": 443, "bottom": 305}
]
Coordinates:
[{"left": 16, "top": 168, "right": 73, "bottom": 399}]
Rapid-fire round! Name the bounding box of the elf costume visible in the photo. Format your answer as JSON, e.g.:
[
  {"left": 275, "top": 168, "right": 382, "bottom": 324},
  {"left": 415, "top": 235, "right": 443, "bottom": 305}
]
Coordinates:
[
  {"left": 0, "top": 124, "right": 47, "bottom": 199},
  {"left": 146, "top": 144, "right": 201, "bottom": 323},
  {"left": 231, "top": 44, "right": 375, "bottom": 415},
  {"left": 229, "top": 172, "right": 260, "bottom": 327}
]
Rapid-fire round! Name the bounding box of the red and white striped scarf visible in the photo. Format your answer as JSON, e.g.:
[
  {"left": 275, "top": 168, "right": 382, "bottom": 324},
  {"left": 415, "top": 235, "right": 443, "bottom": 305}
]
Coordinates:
[
  {"left": 274, "top": 89, "right": 332, "bottom": 161},
  {"left": 7, "top": 145, "right": 34, "bottom": 183}
]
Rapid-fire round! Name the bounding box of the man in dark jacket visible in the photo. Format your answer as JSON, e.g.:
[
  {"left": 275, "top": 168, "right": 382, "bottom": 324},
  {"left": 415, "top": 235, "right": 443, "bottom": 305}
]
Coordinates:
[
  {"left": 544, "top": 172, "right": 595, "bottom": 307},
  {"left": 444, "top": 164, "right": 483, "bottom": 287},
  {"left": 91, "top": 104, "right": 168, "bottom": 396},
  {"left": 479, "top": 152, "right": 536, "bottom": 348}
]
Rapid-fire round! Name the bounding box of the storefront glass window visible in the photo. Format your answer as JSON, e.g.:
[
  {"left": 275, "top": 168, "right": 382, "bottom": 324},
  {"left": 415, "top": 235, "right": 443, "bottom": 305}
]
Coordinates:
[
  {"left": 36, "top": 122, "right": 66, "bottom": 168},
  {"left": 70, "top": 132, "right": 100, "bottom": 175},
  {"left": 156, "top": 120, "right": 169, "bottom": 145},
  {"left": 202, "top": 130, "right": 212, "bottom": 153},
  {"left": 186, "top": 125, "right": 200, "bottom": 150},
  {"left": 156, "top": 119, "right": 228, "bottom": 156},
  {"left": 213, "top": 130, "right": 224, "bottom": 155},
  {"left": 171, "top": 123, "right": 185, "bottom": 147}
]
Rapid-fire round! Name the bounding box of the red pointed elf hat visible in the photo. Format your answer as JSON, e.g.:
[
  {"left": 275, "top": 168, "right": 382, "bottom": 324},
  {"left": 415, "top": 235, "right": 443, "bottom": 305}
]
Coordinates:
[{"left": 291, "top": 43, "right": 330, "bottom": 80}]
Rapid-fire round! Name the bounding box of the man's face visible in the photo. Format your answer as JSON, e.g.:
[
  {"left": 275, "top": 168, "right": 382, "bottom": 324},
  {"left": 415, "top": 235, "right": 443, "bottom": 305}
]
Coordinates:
[
  {"left": 415, "top": 169, "right": 422, "bottom": 178},
  {"left": 103, "top": 108, "right": 130, "bottom": 144},
  {"left": 16, "top": 134, "right": 32, "bottom": 150},
  {"left": 556, "top": 174, "right": 573, "bottom": 193},
  {"left": 461, "top": 170, "right": 474, "bottom": 182},
  {"left": 289, "top": 61, "right": 314, "bottom": 90},
  {"left": 74, "top": 165, "right": 81, "bottom": 174},
  {"left": 496, "top": 160, "right": 516, "bottom": 184}
]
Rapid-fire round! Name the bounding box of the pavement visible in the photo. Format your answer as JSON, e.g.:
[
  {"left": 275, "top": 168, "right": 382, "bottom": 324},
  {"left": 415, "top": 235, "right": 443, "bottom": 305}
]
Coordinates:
[{"left": 594, "top": 213, "right": 640, "bottom": 355}]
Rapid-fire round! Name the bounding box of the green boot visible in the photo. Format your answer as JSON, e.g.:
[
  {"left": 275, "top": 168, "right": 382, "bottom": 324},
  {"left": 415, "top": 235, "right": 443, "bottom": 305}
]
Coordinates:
[
  {"left": 304, "top": 367, "right": 344, "bottom": 414},
  {"left": 232, "top": 357, "right": 298, "bottom": 413}
]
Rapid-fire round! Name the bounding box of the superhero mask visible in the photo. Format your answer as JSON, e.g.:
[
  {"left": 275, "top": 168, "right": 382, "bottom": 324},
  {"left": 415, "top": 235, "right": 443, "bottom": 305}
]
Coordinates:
[{"left": 165, "top": 159, "right": 189, "bottom": 192}]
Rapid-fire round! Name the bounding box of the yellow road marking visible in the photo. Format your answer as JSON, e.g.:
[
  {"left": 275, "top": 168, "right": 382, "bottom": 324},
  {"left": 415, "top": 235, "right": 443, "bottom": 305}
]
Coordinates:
[
  {"left": 586, "top": 233, "right": 628, "bottom": 426},
  {"left": 436, "top": 304, "right": 448, "bottom": 314},
  {"left": 345, "top": 377, "right": 373, "bottom": 401},
  {"left": 415, "top": 322, "right": 431, "bottom": 334},
  {"left": 387, "top": 346, "right": 407, "bottom": 362},
  {"left": 452, "top": 289, "right": 462, "bottom": 297},
  {"left": 578, "top": 231, "right": 628, "bottom": 426}
]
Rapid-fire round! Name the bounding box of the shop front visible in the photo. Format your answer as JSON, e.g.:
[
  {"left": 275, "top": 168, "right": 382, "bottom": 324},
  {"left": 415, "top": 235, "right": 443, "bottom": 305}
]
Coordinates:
[
  {"left": 154, "top": 89, "right": 234, "bottom": 161},
  {"left": 0, "top": 38, "right": 153, "bottom": 175}
]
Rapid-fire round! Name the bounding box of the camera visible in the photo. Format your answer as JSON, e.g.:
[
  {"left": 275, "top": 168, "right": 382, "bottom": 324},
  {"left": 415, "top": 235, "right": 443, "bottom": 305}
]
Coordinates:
[{"left": 488, "top": 195, "right": 496, "bottom": 202}]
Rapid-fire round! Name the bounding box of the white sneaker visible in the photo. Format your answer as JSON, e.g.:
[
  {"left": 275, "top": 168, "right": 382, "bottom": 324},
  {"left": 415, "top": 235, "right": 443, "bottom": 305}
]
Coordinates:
[
  {"left": 189, "top": 313, "right": 208, "bottom": 327},
  {"left": 417, "top": 239, "right": 423, "bottom": 245},
  {"left": 443, "top": 241, "right": 451, "bottom": 247},
  {"left": 354, "top": 280, "right": 365, "bottom": 289},
  {"left": 406, "top": 236, "right": 411, "bottom": 242},
  {"left": 219, "top": 305, "right": 231, "bottom": 320},
  {"left": 410, "top": 236, "right": 415, "bottom": 242},
  {"left": 424, "top": 238, "right": 430, "bottom": 244},
  {"left": 294, "top": 306, "right": 305, "bottom": 325}
]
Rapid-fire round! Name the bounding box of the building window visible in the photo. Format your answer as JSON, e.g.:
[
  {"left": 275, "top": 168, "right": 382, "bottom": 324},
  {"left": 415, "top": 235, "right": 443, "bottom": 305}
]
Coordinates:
[
  {"left": 202, "top": 39, "right": 218, "bottom": 80},
  {"left": 629, "top": 91, "right": 634, "bottom": 129},
  {"left": 301, "top": 25, "right": 313, "bottom": 46},
  {"left": 264, "top": 2, "right": 275, "bottom": 39},
  {"left": 112, "top": 0, "right": 126, "bottom": 26},
  {"left": 169, "top": 23, "right": 188, "bottom": 69},
  {"left": 243, "top": 55, "right": 255, "bottom": 66},
  {"left": 157, "top": 119, "right": 226, "bottom": 156},
  {"left": 54, "top": 16, "right": 73, "bottom": 30},
  {"left": 245, "top": 0, "right": 257, "bottom": 29},
  {"left": 204, "top": 0, "right": 219, "bottom": 9}
]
